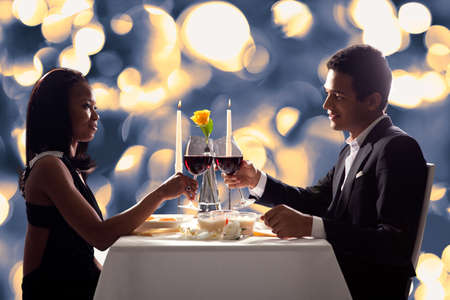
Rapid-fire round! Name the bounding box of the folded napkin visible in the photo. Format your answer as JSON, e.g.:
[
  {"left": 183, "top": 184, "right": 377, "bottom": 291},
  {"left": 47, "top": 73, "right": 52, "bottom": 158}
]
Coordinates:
[
  {"left": 252, "top": 231, "right": 277, "bottom": 237},
  {"left": 132, "top": 227, "right": 180, "bottom": 236},
  {"left": 252, "top": 221, "right": 277, "bottom": 237}
]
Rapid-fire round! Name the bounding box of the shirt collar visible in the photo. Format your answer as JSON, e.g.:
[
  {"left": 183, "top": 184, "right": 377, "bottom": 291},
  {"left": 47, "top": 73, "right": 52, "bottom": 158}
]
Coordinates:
[{"left": 345, "top": 114, "right": 388, "bottom": 148}]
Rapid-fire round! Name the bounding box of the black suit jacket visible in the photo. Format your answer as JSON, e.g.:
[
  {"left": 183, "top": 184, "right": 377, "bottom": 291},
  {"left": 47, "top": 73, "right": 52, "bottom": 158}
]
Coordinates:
[{"left": 256, "top": 117, "right": 427, "bottom": 298}]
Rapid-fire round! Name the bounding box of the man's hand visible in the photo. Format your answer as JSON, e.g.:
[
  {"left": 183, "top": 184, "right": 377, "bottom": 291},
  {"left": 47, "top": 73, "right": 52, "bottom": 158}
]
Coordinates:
[
  {"left": 262, "top": 205, "right": 313, "bottom": 239},
  {"left": 222, "top": 160, "right": 261, "bottom": 189}
]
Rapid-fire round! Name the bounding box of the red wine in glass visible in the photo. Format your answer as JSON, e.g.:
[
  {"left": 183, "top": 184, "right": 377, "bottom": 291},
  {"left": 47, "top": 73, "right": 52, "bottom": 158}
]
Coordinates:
[
  {"left": 184, "top": 155, "right": 213, "bottom": 176},
  {"left": 214, "top": 156, "right": 243, "bottom": 175}
]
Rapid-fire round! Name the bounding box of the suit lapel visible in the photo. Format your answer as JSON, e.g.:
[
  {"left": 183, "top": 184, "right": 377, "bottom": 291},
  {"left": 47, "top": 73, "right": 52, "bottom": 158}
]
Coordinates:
[
  {"left": 339, "top": 142, "right": 373, "bottom": 209},
  {"left": 332, "top": 147, "right": 348, "bottom": 200},
  {"left": 326, "top": 147, "right": 348, "bottom": 218}
]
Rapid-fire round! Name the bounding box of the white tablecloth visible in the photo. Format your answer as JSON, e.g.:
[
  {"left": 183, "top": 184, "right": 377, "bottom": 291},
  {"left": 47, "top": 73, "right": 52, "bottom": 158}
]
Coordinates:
[{"left": 94, "top": 231, "right": 351, "bottom": 300}]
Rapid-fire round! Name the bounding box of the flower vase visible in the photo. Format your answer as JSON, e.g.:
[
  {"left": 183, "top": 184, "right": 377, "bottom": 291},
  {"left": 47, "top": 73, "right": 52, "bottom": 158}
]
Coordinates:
[{"left": 198, "top": 166, "right": 220, "bottom": 212}]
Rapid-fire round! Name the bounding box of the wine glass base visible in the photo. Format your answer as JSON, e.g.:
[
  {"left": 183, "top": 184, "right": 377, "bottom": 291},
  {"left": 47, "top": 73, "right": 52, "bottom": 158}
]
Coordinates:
[
  {"left": 232, "top": 198, "right": 256, "bottom": 210},
  {"left": 178, "top": 203, "right": 200, "bottom": 211}
]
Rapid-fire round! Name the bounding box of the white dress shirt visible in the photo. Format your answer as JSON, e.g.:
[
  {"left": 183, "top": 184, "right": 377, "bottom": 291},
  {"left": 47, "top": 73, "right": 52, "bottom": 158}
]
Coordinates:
[{"left": 249, "top": 114, "right": 388, "bottom": 238}]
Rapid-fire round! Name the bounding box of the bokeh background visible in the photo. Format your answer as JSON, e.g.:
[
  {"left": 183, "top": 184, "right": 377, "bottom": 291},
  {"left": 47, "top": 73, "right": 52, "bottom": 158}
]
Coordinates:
[{"left": 0, "top": 0, "right": 449, "bottom": 299}]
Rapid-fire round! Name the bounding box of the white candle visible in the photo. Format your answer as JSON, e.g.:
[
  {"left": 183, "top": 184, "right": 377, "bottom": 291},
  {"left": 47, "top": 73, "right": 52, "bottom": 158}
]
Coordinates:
[
  {"left": 175, "top": 100, "right": 183, "bottom": 173},
  {"left": 226, "top": 98, "right": 232, "bottom": 157}
]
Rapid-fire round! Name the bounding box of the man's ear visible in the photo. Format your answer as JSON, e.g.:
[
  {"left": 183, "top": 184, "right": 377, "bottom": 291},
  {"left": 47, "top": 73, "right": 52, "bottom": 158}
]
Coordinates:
[{"left": 365, "top": 92, "right": 382, "bottom": 111}]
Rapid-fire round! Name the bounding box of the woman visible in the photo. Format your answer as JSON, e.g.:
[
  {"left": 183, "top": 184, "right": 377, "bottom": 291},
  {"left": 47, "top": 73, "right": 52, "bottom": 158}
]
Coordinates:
[{"left": 19, "top": 68, "right": 197, "bottom": 299}]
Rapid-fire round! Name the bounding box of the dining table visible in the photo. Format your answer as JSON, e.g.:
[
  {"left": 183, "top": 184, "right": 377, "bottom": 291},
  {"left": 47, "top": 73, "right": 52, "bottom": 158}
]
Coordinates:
[{"left": 93, "top": 214, "right": 352, "bottom": 300}]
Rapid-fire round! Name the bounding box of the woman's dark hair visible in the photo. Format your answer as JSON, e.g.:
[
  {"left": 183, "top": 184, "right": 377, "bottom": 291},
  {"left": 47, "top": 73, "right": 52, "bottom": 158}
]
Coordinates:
[
  {"left": 326, "top": 44, "right": 392, "bottom": 111},
  {"left": 20, "top": 68, "right": 96, "bottom": 195}
]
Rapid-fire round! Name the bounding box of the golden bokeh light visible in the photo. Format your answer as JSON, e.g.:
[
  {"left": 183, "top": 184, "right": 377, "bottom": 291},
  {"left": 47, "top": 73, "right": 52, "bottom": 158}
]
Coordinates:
[
  {"left": 362, "top": 19, "right": 402, "bottom": 56},
  {"left": 271, "top": 0, "right": 313, "bottom": 39},
  {"left": 166, "top": 68, "right": 191, "bottom": 100},
  {"left": 0, "top": 179, "right": 18, "bottom": 201},
  {"left": 416, "top": 253, "right": 444, "bottom": 283},
  {"left": 414, "top": 282, "right": 446, "bottom": 300},
  {"left": 115, "top": 145, "right": 147, "bottom": 173},
  {"left": 234, "top": 125, "right": 278, "bottom": 152},
  {"left": 73, "top": 23, "right": 105, "bottom": 56},
  {"left": 235, "top": 135, "right": 267, "bottom": 170},
  {"left": 91, "top": 82, "right": 119, "bottom": 110},
  {"left": 261, "top": 158, "right": 278, "bottom": 178},
  {"left": 348, "top": 0, "right": 403, "bottom": 56},
  {"left": 276, "top": 106, "right": 300, "bottom": 136},
  {"left": 0, "top": 55, "right": 14, "bottom": 76},
  {"left": 9, "top": 260, "right": 22, "bottom": 299},
  {"left": 117, "top": 67, "right": 141, "bottom": 93},
  {"left": 120, "top": 81, "right": 167, "bottom": 112},
  {"left": 426, "top": 46, "right": 450, "bottom": 73},
  {"left": 13, "top": 56, "right": 43, "bottom": 87},
  {"left": 398, "top": 2, "right": 431, "bottom": 34},
  {"left": 389, "top": 70, "right": 422, "bottom": 109},
  {"left": 139, "top": 84, "right": 166, "bottom": 107},
  {"left": 425, "top": 25, "right": 450, "bottom": 49},
  {"left": 420, "top": 72, "right": 448, "bottom": 103},
  {"left": 243, "top": 45, "right": 270, "bottom": 74},
  {"left": 94, "top": 183, "right": 112, "bottom": 217},
  {"left": 0, "top": 193, "right": 10, "bottom": 225},
  {"left": 119, "top": 88, "right": 141, "bottom": 112},
  {"left": 430, "top": 184, "right": 447, "bottom": 202},
  {"left": 11, "top": 127, "right": 26, "bottom": 166},
  {"left": 144, "top": 5, "right": 180, "bottom": 76},
  {"left": 41, "top": 13, "right": 73, "bottom": 43},
  {"left": 59, "top": 46, "right": 91, "bottom": 75},
  {"left": 275, "top": 145, "right": 311, "bottom": 187},
  {"left": 317, "top": 56, "right": 329, "bottom": 81},
  {"left": 349, "top": 0, "right": 396, "bottom": 30},
  {"left": 148, "top": 149, "right": 174, "bottom": 180},
  {"left": 73, "top": 9, "right": 94, "bottom": 27},
  {"left": 442, "top": 245, "right": 450, "bottom": 273},
  {"left": 333, "top": 3, "right": 350, "bottom": 32},
  {"left": 179, "top": 1, "right": 253, "bottom": 72},
  {"left": 60, "top": 0, "right": 92, "bottom": 17},
  {"left": 111, "top": 13, "right": 133, "bottom": 35},
  {"left": 398, "top": 28, "right": 411, "bottom": 53},
  {"left": 13, "top": 0, "right": 48, "bottom": 27},
  {"left": 0, "top": 0, "right": 14, "bottom": 23},
  {"left": 429, "top": 44, "right": 450, "bottom": 56}
]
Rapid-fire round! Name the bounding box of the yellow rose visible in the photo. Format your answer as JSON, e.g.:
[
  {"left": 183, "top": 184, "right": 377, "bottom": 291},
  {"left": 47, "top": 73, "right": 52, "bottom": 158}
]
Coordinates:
[{"left": 190, "top": 109, "right": 210, "bottom": 126}]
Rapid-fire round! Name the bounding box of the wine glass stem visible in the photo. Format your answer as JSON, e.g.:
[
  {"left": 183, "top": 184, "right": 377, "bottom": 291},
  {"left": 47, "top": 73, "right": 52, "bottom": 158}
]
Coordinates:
[
  {"left": 193, "top": 175, "right": 198, "bottom": 202},
  {"left": 238, "top": 188, "right": 245, "bottom": 202}
]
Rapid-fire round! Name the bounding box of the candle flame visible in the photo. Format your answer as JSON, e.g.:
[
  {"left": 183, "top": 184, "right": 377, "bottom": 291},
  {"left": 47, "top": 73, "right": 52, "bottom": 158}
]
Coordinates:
[
  {"left": 228, "top": 98, "right": 231, "bottom": 109},
  {"left": 178, "top": 100, "right": 181, "bottom": 109}
]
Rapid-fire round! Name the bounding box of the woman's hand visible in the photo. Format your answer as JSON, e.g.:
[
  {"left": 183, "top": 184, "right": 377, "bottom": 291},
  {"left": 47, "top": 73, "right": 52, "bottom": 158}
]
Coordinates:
[
  {"left": 156, "top": 173, "right": 198, "bottom": 201},
  {"left": 222, "top": 160, "right": 261, "bottom": 189}
]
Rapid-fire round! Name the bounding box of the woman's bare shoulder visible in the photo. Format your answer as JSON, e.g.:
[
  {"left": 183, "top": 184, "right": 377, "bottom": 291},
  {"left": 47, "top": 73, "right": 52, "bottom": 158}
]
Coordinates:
[{"left": 27, "top": 156, "right": 73, "bottom": 194}]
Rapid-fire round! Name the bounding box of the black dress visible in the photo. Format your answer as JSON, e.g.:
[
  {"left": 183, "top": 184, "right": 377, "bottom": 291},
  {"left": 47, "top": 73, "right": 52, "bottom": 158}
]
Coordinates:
[{"left": 22, "top": 154, "right": 103, "bottom": 300}]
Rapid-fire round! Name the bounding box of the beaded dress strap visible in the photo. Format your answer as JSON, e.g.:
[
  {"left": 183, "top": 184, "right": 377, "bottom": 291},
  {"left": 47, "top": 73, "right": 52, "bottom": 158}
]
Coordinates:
[{"left": 29, "top": 151, "right": 64, "bottom": 168}]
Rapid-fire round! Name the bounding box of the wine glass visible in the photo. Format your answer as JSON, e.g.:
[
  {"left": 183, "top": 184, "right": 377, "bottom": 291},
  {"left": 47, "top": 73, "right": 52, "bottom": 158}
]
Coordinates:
[
  {"left": 178, "top": 136, "right": 214, "bottom": 210},
  {"left": 214, "top": 136, "right": 255, "bottom": 210}
]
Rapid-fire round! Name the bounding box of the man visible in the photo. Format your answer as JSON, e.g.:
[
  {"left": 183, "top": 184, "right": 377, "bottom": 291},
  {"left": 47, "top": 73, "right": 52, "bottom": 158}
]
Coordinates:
[{"left": 224, "top": 44, "right": 427, "bottom": 299}]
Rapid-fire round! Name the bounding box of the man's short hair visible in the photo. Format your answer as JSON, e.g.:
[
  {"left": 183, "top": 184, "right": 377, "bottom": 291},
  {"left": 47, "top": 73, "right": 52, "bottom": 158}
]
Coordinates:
[{"left": 326, "top": 44, "right": 392, "bottom": 110}]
